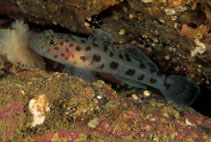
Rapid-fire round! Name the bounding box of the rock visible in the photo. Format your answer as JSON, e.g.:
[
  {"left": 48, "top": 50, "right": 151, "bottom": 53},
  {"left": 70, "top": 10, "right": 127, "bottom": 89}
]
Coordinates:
[
  {"left": 15, "top": 0, "right": 121, "bottom": 34},
  {"left": 0, "top": 68, "right": 210, "bottom": 141}
]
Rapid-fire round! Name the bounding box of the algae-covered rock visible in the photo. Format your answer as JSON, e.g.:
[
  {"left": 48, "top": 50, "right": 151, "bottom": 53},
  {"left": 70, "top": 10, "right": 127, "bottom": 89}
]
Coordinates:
[{"left": 0, "top": 67, "right": 210, "bottom": 141}]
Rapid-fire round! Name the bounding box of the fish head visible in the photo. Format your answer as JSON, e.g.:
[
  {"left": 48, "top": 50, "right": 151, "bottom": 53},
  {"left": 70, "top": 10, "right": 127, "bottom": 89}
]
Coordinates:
[
  {"left": 29, "top": 30, "right": 68, "bottom": 63},
  {"left": 29, "top": 29, "right": 79, "bottom": 65},
  {"left": 29, "top": 29, "right": 58, "bottom": 56}
]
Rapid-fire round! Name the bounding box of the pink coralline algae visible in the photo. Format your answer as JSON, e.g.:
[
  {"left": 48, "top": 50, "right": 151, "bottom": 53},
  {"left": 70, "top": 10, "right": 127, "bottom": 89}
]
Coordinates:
[
  {"left": 18, "top": 70, "right": 34, "bottom": 78},
  {"left": 34, "top": 132, "right": 55, "bottom": 142},
  {"left": 96, "top": 120, "right": 112, "bottom": 136},
  {"left": 0, "top": 102, "right": 24, "bottom": 141},
  {"left": 34, "top": 130, "right": 79, "bottom": 142},
  {"left": 0, "top": 68, "right": 210, "bottom": 141},
  {"left": 58, "top": 130, "right": 79, "bottom": 141},
  {"left": 0, "top": 102, "right": 24, "bottom": 120}
]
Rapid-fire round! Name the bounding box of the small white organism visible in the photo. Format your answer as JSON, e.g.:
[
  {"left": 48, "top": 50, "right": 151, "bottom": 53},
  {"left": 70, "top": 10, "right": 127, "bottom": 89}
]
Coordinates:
[
  {"left": 29, "top": 94, "right": 50, "bottom": 127},
  {"left": 164, "top": 6, "right": 187, "bottom": 16},
  {"left": 143, "top": 90, "right": 151, "bottom": 97},
  {"left": 0, "top": 20, "right": 45, "bottom": 68},
  {"left": 191, "top": 38, "right": 207, "bottom": 57}
]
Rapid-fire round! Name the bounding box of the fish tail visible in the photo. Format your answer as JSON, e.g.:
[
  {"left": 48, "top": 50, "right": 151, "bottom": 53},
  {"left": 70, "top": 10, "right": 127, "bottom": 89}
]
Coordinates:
[{"left": 160, "top": 75, "right": 200, "bottom": 106}]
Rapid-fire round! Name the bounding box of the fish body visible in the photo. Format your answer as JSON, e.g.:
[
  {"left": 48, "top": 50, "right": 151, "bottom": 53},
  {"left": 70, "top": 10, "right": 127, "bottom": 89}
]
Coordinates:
[{"left": 29, "top": 29, "right": 200, "bottom": 106}]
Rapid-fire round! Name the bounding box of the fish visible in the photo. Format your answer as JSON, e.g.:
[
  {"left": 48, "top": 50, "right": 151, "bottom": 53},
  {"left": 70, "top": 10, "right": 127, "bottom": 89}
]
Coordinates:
[{"left": 29, "top": 29, "right": 200, "bottom": 106}]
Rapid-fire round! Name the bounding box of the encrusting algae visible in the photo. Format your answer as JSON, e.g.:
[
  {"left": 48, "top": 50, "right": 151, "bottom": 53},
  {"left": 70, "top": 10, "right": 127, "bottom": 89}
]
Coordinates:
[{"left": 0, "top": 68, "right": 210, "bottom": 141}]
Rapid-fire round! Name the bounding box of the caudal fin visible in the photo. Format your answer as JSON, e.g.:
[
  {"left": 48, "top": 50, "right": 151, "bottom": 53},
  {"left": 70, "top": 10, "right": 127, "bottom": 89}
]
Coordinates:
[{"left": 160, "top": 75, "right": 200, "bottom": 106}]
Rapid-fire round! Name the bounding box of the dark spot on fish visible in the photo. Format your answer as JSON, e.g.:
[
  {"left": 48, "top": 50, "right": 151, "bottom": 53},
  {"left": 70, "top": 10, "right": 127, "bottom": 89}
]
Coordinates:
[
  {"left": 119, "top": 53, "right": 124, "bottom": 59},
  {"left": 60, "top": 53, "right": 65, "bottom": 57},
  {"left": 110, "top": 61, "right": 119, "bottom": 70},
  {"left": 148, "top": 62, "right": 156, "bottom": 70},
  {"left": 59, "top": 42, "right": 64, "bottom": 46},
  {"left": 93, "top": 41, "right": 99, "bottom": 48},
  {"left": 150, "top": 69, "right": 156, "bottom": 73},
  {"left": 138, "top": 75, "right": 145, "bottom": 80},
  {"left": 125, "top": 69, "right": 136, "bottom": 76},
  {"left": 65, "top": 48, "right": 69, "bottom": 52},
  {"left": 125, "top": 54, "right": 131, "bottom": 62},
  {"left": 164, "top": 76, "right": 172, "bottom": 90},
  {"left": 140, "top": 63, "right": 146, "bottom": 69},
  {"left": 104, "top": 46, "right": 108, "bottom": 52},
  {"left": 86, "top": 46, "right": 91, "bottom": 51},
  {"left": 54, "top": 47, "right": 59, "bottom": 50},
  {"left": 80, "top": 56, "right": 86, "bottom": 62},
  {"left": 150, "top": 78, "right": 157, "bottom": 84},
  {"left": 157, "top": 72, "right": 162, "bottom": 77},
  {"left": 76, "top": 46, "right": 81, "bottom": 51},
  {"left": 93, "top": 54, "right": 101, "bottom": 62},
  {"left": 109, "top": 52, "right": 113, "bottom": 57},
  {"left": 54, "top": 55, "right": 58, "bottom": 58},
  {"left": 65, "top": 39, "right": 70, "bottom": 43},
  {"left": 99, "top": 64, "right": 104, "bottom": 69},
  {"left": 69, "top": 43, "right": 73, "bottom": 47},
  {"left": 72, "top": 54, "right": 75, "bottom": 58},
  {"left": 103, "top": 41, "right": 111, "bottom": 47},
  {"left": 81, "top": 39, "right": 86, "bottom": 43},
  {"left": 65, "top": 57, "right": 69, "bottom": 60}
]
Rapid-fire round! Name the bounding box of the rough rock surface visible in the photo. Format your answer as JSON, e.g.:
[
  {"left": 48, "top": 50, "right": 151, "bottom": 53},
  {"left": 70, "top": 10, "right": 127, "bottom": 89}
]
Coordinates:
[
  {"left": 18, "top": 0, "right": 121, "bottom": 34},
  {"left": 0, "top": 67, "right": 210, "bottom": 141}
]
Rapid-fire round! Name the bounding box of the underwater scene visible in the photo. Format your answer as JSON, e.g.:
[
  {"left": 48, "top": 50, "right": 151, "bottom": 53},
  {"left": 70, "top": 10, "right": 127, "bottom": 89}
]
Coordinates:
[{"left": 0, "top": 0, "right": 210, "bottom": 141}]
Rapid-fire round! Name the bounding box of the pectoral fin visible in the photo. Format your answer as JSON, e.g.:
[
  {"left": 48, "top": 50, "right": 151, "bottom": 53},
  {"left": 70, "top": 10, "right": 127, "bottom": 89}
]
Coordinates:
[{"left": 63, "top": 66, "right": 96, "bottom": 82}]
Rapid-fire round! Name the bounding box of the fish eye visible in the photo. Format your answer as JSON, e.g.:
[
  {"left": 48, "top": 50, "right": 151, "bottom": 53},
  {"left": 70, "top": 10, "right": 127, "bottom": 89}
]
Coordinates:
[{"left": 47, "top": 39, "right": 57, "bottom": 45}]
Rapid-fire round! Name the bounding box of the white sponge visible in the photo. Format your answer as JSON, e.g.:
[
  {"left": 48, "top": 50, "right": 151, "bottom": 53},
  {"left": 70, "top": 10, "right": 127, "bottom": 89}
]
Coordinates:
[{"left": 0, "top": 20, "right": 45, "bottom": 68}]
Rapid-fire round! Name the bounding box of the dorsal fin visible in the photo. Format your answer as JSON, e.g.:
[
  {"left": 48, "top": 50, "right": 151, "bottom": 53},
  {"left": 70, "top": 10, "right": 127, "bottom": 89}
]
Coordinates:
[
  {"left": 121, "top": 44, "right": 159, "bottom": 71},
  {"left": 88, "top": 29, "right": 114, "bottom": 47}
]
